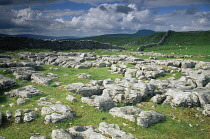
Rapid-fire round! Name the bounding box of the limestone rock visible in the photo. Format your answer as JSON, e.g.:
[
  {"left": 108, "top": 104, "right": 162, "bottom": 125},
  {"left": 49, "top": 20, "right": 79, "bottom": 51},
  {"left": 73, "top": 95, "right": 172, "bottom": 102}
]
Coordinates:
[
  {"left": 137, "top": 110, "right": 165, "bottom": 128},
  {"left": 98, "top": 122, "right": 136, "bottom": 139},
  {"left": 23, "top": 110, "right": 37, "bottom": 122},
  {"left": 150, "top": 94, "right": 167, "bottom": 104},
  {"left": 31, "top": 73, "right": 53, "bottom": 86},
  {"left": 5, "top": 85, "right": 43, "bottom": 98},
  {"left": 43, "top": 104, "right": 74, "bottom": 124},
  {"left": 68, "top": 126, "right": 107, "bottom": 139},
  {"left": 109, "top": 106, "right": 142, "bottom": 122},
  {"left": 81, "top": 95, "right": 115, "bottom": 111},
  {"left": 66, "top": 95, "right": 77, "bottom": 102},
  {"left": 202, "top": 104, "right": 210, "bottom": 116},
  {"left": 165, "top": 89, "right": 200, "bottom": 107},
  {"left": 52, "top": 129, "right": 73, "bottom": 139},
  {"left": 0, "top": 76, "right": 17, "bottom": 90},
  {"left": 6, "top": 110, "right": 12, "bottom": 121},
  {"left": 17, "top": 98, "right": 25, "bottom": 105}
]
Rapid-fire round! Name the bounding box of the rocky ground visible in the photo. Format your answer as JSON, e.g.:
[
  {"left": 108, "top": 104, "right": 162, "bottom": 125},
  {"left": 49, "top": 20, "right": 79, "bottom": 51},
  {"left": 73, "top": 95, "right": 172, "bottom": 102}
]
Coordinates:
[{"left": 0, "top": 51, "right": 210, "bottom": 139}]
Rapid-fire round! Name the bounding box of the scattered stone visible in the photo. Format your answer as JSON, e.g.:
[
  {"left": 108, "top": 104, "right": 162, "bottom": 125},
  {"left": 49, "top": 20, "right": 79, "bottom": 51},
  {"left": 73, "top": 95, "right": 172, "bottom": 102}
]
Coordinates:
[
  {"left": 66, "top": 95, "right": 77, "bottom": 102},
  {"left": 17, "top": 98, "right": 26, "bottom": 105},
  {"left": 9, "top": 103, "right": 14, "bottom": 107},
  {"left": 23, "top": 110, "right": 37, "bottom": 122},
  {"left": 76, "top": 73, "right": 92, "bottom": 79},
  {"left": 6, "top": 110, "right": 12, "bottom": 121}
]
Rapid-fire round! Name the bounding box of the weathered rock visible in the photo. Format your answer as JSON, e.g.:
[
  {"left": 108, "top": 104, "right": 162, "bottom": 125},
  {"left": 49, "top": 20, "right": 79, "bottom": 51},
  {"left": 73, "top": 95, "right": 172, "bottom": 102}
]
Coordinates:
[
  {"left": 0, "top": 137, "right": 5, "bottom": 139},
  {"left": 165, "top": 89, "right": 200, "bottom": 107},
  {"left": 150, "top": 94, "right": 167, "bottom": 104},
  {"left": 109, "top": 106, "right": 142, "bottom": 122},
  {"left": 192, "top": 88, "right": 210, "bottom": 107},
  {"left": 31, "top": 73, "right": 53, "bottom": 86},
  {"left": 81, "top": 95, "right": 115, "bottom": 111},
  {"left": 5, "top": 85, "right": 43, "bottom": 98},
  {"left": 98, "top": 122, "right": 136, "bottom": 139},
  {"left": 6, "top": 110, "right": 12, "bottom": 121},
  {"left": 66, "top": 95, "right": 77, "bottom": 102},
  {"left": 30, "top": 136, "right": 46, "bottom": 139},
  {"left": 0, "top": 76, "right": 17, "bottom": 90},
  {"left": 137, "top": 110, "right": 165, "bottom": 128},
  {"left": 43, "top": 104, "right": 74, "bottom": 124},
  {"left": 23, "top": 110, "right": 37, "bottom": 122},
  {"left": 51, "top": 129, "right": 73, "bottom": 139},
  {"left": 202, "top": 104, "right": 210, "bottom": 116},
  {"left": 77, "top": 85, "right": 103, "bottom": 97},
  {"left": 14, "top": 109, "right": 22, "bottom": 117},
  {"left": 15, "top": 117, "right": 21, "bottom": 123},
  {"left": 17, "top": 98, "right": 25, "bottom": 105},
  {"left": 68, "top": 126, "right": 107, "bottom": 139}
]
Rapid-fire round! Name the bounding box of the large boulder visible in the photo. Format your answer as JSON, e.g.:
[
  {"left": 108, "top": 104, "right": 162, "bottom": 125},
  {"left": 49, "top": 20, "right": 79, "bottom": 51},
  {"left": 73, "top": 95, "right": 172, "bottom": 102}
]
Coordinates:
[
  {"left": 0, "top": 76, "right": 17, "bottom": 90},
  {"left": 164, "top": 89, "right": 200, "bottom": 107},
  {"left": 137, "top": 110, "right": 165, "bottom": 128}
]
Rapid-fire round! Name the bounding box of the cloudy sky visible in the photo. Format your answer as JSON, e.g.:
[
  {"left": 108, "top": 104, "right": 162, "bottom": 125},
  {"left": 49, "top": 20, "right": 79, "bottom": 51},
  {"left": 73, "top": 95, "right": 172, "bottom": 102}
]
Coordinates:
[{"left": 0, "top": 0, "right": 210, "bottom": 37}]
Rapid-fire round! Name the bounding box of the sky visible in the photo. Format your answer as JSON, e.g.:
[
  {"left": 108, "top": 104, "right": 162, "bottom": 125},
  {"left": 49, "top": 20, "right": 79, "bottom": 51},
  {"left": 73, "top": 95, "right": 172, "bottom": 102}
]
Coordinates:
[{"left": 0, "top": 0, "right": 210, "bottom": 37}]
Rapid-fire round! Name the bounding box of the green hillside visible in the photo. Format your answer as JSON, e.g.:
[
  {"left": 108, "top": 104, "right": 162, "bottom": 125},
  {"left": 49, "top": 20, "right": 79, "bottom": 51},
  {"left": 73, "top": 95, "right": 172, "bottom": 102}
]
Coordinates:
[{"left": 86, "top": 31, "right": 210, "bottom": 61}]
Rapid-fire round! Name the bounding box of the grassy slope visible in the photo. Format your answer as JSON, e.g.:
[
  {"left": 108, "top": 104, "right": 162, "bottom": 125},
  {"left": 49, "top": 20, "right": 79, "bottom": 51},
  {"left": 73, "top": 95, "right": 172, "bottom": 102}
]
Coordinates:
[{"left": 88, "top": 31, "right": 210, "bottom": 61}]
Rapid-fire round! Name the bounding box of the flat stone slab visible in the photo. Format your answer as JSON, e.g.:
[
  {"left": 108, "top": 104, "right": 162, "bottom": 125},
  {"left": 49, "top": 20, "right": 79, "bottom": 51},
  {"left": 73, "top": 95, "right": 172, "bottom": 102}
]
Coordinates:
[
  {"left": 109, "top": 106, "right": 165, "bottom": 128},
  {"left": 5, "top": 85, "right": 44, "bottom": 98}
]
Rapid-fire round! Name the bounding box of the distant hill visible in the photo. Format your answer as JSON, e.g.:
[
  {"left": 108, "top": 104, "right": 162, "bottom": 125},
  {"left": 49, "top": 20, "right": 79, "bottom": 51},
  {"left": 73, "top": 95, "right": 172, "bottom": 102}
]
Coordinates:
[{"left": 77, "top": 29, "right": 156, "bottom": 40}]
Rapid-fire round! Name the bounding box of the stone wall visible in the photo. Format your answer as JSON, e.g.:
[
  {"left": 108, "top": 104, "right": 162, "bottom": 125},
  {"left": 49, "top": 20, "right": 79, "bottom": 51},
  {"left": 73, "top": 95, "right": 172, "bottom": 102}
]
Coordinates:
[
  {"left": 137, "top": 30, "right": 173, "bottom": 51},
  {"left": 0, "top": 37, "right": 125, "bottom": 51}
]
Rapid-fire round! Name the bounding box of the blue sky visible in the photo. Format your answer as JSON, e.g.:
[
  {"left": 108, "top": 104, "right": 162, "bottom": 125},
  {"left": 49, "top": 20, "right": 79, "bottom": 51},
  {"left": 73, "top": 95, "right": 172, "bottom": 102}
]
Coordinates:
[{"left": 0, "top": 0, "right": 210, "bottom": 37}]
